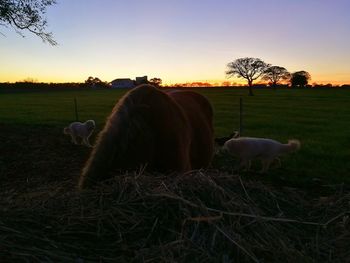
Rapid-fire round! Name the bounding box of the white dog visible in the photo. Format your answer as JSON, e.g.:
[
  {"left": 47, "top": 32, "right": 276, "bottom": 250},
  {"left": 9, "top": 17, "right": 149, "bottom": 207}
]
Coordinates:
[
  {"left": 223, "top": 137, "right": 300, "bottom": 172},
  {"left": 63, "top": 120, "right": 95, "bottom": 147}
]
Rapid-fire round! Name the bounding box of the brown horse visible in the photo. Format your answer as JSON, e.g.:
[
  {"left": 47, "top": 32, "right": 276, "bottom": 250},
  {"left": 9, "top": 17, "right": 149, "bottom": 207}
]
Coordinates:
[{"left": 79, "top": 84, "right": 214, "bottom": 189}]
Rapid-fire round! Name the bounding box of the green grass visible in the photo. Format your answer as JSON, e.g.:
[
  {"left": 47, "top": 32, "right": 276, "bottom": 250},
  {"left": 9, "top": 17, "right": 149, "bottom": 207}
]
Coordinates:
[
  {"left": 0, "top": 89, "right": 125, "bottom": 125},
  {"left": 1, "top": 87, "right": 350, "bottom": 186},
  {"left": 202, "top": 88, "right": 350, "bottom": 186}
]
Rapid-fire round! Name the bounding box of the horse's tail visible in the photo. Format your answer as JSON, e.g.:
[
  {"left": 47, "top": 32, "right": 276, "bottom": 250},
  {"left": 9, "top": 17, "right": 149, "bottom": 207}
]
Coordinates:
[{"left": 280, "top": 139, "right": 301, "bottom": 154}]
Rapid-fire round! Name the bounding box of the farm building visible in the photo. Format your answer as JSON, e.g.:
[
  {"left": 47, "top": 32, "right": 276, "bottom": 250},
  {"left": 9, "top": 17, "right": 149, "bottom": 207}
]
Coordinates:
[
  {"left": 135, "top": 76, "right": 148, "bottom": 85},
  {"left": 110, "top": 78, "right": 135, "bottom": 89},
  {"left": 110, "top": 76, "right": 148, "bottom": 88}
]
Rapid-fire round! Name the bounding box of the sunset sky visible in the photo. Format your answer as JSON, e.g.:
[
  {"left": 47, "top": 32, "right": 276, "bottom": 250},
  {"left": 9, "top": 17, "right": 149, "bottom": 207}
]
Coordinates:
[{"left": 1, "top": 0, "right": 349, "bottom": 85}]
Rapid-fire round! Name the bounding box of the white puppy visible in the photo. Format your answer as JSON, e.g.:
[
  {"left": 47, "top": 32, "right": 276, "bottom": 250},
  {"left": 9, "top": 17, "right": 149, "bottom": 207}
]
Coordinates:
[
  {"left": 223, "top": 137, "right": 300, "bottom": 172},
  {"left": 63, "top": 120, "right": 95, "bottom": 147}
]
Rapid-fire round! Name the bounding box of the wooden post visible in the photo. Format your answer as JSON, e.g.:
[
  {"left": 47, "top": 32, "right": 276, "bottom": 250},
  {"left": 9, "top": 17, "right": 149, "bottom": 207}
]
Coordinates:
[
  {"left": 239, "top": 97, "right": 243, "bottom": 136},
  {"left": 74, "top": 97, "right": 79, "bottom": 122}
]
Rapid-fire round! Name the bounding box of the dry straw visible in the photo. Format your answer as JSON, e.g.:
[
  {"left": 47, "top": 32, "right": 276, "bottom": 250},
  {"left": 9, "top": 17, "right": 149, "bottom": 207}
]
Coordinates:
[{"left": 0, "top": 170, "right": 349, "bottom": 262}]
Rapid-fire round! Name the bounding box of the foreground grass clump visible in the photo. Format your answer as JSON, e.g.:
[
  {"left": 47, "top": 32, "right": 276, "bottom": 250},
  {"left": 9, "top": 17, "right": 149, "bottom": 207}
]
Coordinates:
[{"left": 1, "top": 171, "right": 349, "bottom": 262}]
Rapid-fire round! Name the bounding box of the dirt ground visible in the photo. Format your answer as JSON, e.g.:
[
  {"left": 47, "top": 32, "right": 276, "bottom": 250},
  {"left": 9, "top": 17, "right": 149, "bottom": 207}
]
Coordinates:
[{"left": 0, "top": 124, "right": 90, "bottom": 191}]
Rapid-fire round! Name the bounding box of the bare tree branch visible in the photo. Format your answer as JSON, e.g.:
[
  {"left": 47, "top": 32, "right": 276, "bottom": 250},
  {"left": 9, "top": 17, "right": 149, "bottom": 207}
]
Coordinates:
[
  {"left": 262, "top": 66, "right": 291, "bottom": 88},
  {"left": 226, "top": 57, "right": 270, "bottom": 95},
  {"left": 0, "top": 0, "right": 57, "bottom": 45}
]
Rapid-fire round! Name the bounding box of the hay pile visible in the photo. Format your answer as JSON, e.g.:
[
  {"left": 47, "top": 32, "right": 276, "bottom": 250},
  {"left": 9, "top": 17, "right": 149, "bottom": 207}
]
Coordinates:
[{"left": 1, "top": 170, "right": 349, "bottom": 262}]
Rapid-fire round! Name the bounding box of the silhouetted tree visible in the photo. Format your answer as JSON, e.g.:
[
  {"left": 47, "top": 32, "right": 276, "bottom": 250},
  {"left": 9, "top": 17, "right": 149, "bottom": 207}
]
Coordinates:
[
  {"left": 149, "top": 78, "right": 162, "bottom": 87},
  {"left": 226, "top": 57, "right": 270, "bottom": 96},
  {"left": 21, "top": 77, "right": 38, "bottom": 83},
  {"left": 85, "top": 76, "right": 110, "bottom": 88},
  {"left": 0, "top": 0, "right": 56, "bottom": 45},
  {"left": 262, "top": 66, "right": 290, "bottom": 90},
  {"left": 85, "top": 76, "right": 100, "bottom": 85},
  {"left": 290, "top": 71, "right": 311, "bottom": 88}
]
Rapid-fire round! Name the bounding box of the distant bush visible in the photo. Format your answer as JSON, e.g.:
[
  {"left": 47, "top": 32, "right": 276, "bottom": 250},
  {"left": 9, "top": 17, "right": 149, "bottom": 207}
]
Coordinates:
[{"left": 0, "top": 82, "right": 87, "bottom": 90}]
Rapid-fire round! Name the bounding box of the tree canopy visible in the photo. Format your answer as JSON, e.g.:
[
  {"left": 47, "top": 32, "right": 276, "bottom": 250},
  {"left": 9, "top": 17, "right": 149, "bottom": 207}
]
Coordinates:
[
  {"left": 0, "top": 0, "right": 56, "bottom": 45},
  {"left": 149, "top": 78, "right": 162, "bottom": 87},
  {"left": 290, "top": 71, "right": 311, "bottom": 88},
  {"left": 262, "top": 66, "right": 291, "bottom": 88},
  {"left": 226, "top": 57, "right": 270, "bottom": 95},
  {"left": 85, "top": 76, "right": 110, "bottom": 88}
]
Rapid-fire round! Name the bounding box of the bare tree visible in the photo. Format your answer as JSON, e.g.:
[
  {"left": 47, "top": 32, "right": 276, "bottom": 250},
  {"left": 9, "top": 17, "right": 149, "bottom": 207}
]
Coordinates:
[
  {"left": 226, "top": 57, "right": 270, "bottom": 96},
  {"left": 290, "top": 71, "right": 311, "bottom": 88},
  {"left": 262, "top": 66, "right": 290, "bottom": 90},
  {"left": 0, "top": 0, "right": 56, "bottom": 45}
]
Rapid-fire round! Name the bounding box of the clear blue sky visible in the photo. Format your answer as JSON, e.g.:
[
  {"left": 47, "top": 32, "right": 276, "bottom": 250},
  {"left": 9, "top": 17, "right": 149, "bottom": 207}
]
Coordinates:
[{"left": 1, "top": 0, "right": 349, "bottom": 84}]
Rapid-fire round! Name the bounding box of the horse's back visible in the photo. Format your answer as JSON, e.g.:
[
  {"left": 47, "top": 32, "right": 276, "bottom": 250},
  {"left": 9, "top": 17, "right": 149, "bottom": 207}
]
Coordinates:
[
  {"left": 130, "top": 87, "right": 214, "bottom": 170},
  {"left": 120, "top": 84, "right": 194, "bottom": 172},
  {"left": 168, "top": 90, "right": 214, "bottom": 169}
]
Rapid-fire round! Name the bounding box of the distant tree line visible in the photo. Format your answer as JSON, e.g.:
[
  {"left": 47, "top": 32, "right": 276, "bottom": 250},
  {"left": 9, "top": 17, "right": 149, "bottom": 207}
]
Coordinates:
[
  {"left": 225, "top": 57, "right": 316, "bottom": 95},
  {"left": 0, "top": 76, "right": 165, "bottom": 90},
  {"left": 164, "top": 81, "right": 349, "bottom": 89},
  {"left": 1, "top": 75, "right": 349, "bottom": 90},
  {"left": 0, "top": 81, "right": 87, "bottom": 90},
  {"left": 1, "top": 80, "right": 349, "bottom": 90},
  {"left": 171, "top": 81, "right": 213, "bottom": 88}
]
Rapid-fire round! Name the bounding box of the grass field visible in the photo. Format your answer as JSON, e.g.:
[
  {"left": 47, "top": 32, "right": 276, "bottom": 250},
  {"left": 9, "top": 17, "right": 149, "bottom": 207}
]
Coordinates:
[{"left": 1, "top": 87, "right": 349, "bottom": 186}]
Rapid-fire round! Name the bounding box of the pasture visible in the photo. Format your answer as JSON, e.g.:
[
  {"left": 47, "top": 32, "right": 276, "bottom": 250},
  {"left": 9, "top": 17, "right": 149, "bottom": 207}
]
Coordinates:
[
  {"left": 0, "top": 87, "right": 349, "bottom": 262},
  {"left": 1, "top": 87, "right": 349, "bottom": 186}
]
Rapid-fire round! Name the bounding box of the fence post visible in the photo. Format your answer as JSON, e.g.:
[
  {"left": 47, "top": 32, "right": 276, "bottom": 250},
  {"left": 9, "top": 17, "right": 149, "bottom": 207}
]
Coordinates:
[
  {"left": 239, "top": 97, "right": 243, "bottom": 136},
  {"left": 74, "top": 97, "right": 79, "bottom": 122}
]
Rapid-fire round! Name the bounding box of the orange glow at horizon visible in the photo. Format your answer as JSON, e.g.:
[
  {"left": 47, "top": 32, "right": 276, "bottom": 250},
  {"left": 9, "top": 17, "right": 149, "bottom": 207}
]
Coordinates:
[
  {"left": 162, "top": 78, "right": 350, "bottom": 87},
  {"left": 1, "top": 75, "right": 350, "bottom": 86}
]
